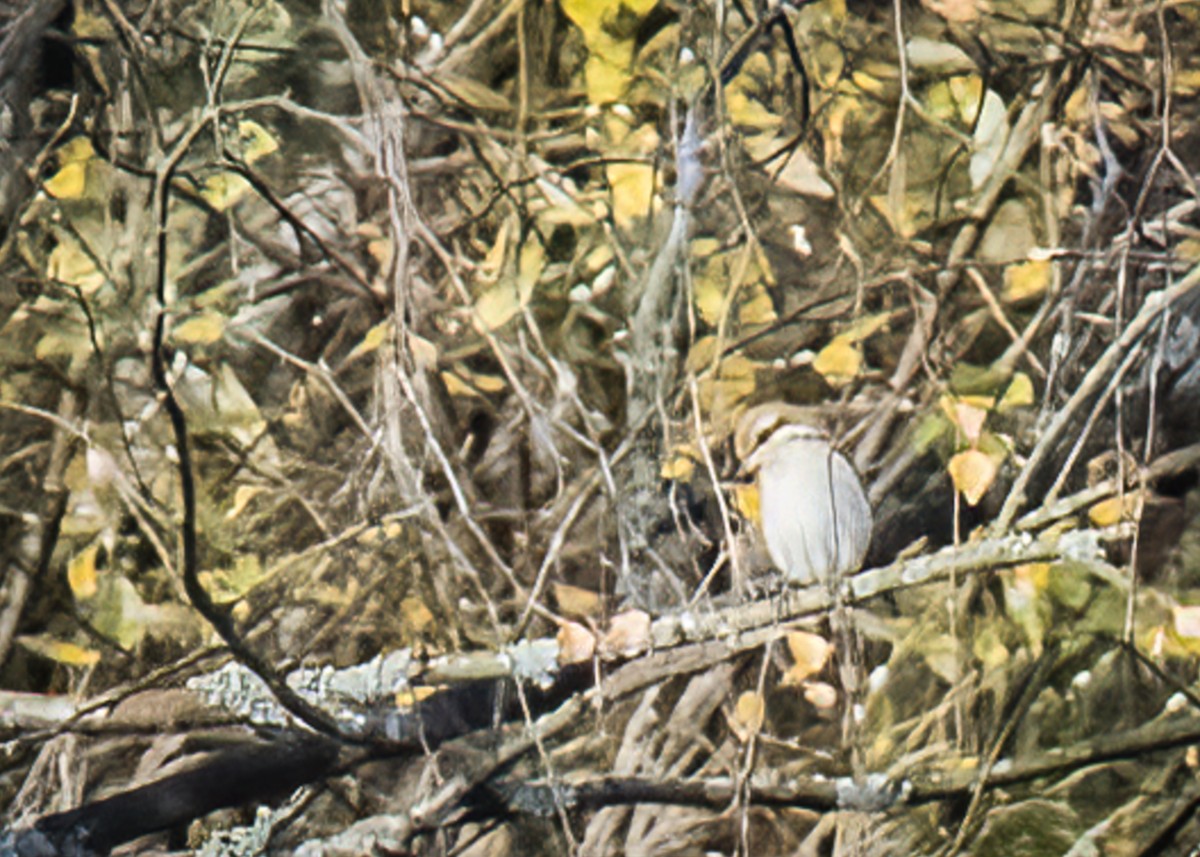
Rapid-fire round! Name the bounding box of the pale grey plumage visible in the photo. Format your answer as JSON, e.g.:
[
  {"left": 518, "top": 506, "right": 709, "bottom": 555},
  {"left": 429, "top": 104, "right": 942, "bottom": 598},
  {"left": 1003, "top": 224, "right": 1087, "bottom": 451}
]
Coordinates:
[{"left": 737, "top": 406, "right": 872, "bottom": 585}]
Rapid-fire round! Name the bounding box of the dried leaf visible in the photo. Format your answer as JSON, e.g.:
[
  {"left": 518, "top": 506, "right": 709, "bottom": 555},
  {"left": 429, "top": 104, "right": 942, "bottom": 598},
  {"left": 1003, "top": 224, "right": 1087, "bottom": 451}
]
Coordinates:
[
  {"left": 201, "top": 171, "right": 252, "bottom": 211},
  {"left": 803, "top": 681, "right": 839, "bottom": 709},
  {"left": 18, "top": 635, "right": 101, "bottom": 667},
  {"left": 517, "top": 233, "right": 545, "bottom": 305},
  {"left": 44, "top": 137, "right": 95, "bottom": 199},
  {"left": 781, "top": 631, "right": 832, "bottom": 686},
  {"left": 601, "top": 609, "right": 652, "bottom": 657},
  {"left": 238, "top": 120, "right": 279, "bottom": 163},
  {"left": 552, "top": 583, "right": 604, "bottom": 620},
  {"left": 660, "top": 445, "right": 698, "bottom": 481},
  {"left": 775, "top": 147, "right": 835, "bottom": 198},
  {"left": 739, "top": 283, "right": 778, "bottom": 326},
  {"left": 1003, "top": 259, "right": 1052, "bottom": 303},
  {"left": 475, "top": 282, "right": 522, "bottom": 331},
  {"left": 1088, "top": 492, "right": 1143, "bottom": 527},
  {"left": 948, "top": 448, "right": 998, "bottom": 506},
  {"left": 557, "top": 620, "right": 597, "bottom": 665},
  {"left": 732, "top": 690, "right": 766, "bottom": 741},
  {"left": 607, "top": 160, "right": 655, "bottom": 230},
  {"left": 733, "top": 483, "right": 760, "bottom": 523},
  {"left": 400, "top": 596, "right": 434, "bottom": 635},
  {"left": 997, "top": 373, "right": 1035, "bottom": 412},
  {"left": 813, "top": 336, "right": 862, "bottom": 388},
  {"left": 68, "top": 545, "right": 100, "bottom": 600},
  {"left": 345, "top": 319, "right": 391, "bottom": 363},
  {"left": 172, "top": 312, "right": 226, "bottom": 346}
]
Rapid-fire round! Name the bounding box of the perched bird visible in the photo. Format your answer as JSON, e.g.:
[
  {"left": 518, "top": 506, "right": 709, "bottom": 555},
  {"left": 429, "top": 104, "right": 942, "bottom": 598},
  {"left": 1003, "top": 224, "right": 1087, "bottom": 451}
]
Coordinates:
[{"left": 735, "top": 403, "right": 873, "bottom": 586}]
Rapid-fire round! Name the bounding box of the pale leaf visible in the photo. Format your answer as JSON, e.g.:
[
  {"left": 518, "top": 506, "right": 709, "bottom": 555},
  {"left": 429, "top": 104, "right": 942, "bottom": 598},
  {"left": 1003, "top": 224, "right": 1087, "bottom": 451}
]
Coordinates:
[{"left": 947, "top": 448, "right": 998, "bottom": 505}]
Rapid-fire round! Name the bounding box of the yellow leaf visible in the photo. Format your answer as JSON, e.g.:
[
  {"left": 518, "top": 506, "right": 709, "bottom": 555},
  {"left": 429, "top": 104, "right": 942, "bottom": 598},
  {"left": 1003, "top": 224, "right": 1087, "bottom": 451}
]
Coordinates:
[
  {"left": 72, "top": 5, "right": 114, "bottom": 38},
  {"left": 739, "top": 285, "right": 778, "bottom": 326},
  {"left": 44, "top": 137, "right": 95, "bottom": 199},
  {"left": 949, "top": 75, "right": 984, "bottom": 124},
  {"left": 35, "top": 330, "right": 86, "bottom": 362},
  {"left": 923, "top": 0, "right": 983, "bottom": 23},
  {"left": 396, "top": 685, "right": 440, "bottom": 708},
  {"left": 172, "top": 312, "right": 226, "bottom": 346},
  {"left": 442, "top": 367, "right": 506, "bottom": 398},
  {"left": 813, "top": 336, "right": 862, "bottom": 388},
  {"left": 696, "top": 354, "right": 760, "bottom": 417},
  {"left": 997, "top": 373, "right": 1035, "bottom": 412},
  {"left": 867, "top": 188, "right": 928, "bottom": 239},
  {"left": 68, "top": 545, "right": 100, "bottom": 600},
  {"left": 686, "top": 335, "right": 718, "bottom": 372},
  {"left": 238, "top": 120, "right": 279, "bottom": 163},
  {"left": 195, "top": 281, "right": 242, "bottom": 309},
  {"left": 926, "top": 74, "right": 983, "bottom": 124},
  {"left": 560, "top": 0, "right": 656, "bottom": 104},
  {"left": 18, "top": 635, "right": 101, "bottom": 667},
  {"left": 1088, "top": 491, "right": 1144, "bottom": 527},
  {"left": 660, "top": 445, "right": 697, "bottom": 481},
  {"left": 607, "top": 161, "right": 655, "bottom": 230},
  {"left": 973, "top": 624, "right": 1010, "bottom": 670},
  {"left": 947, "top": 448, "right": 998, "bottom": 506},
  {"left": 733, "top": 483, "right": 760, "bottom": 523},
  {"left": 584, "top": 244, "right": 614, "bottom": 273},
  {"left": 345, "top": 319, "right": 392, "bottom": 363},
  {"left": 58, "top": 136, "right": 95, "bottom": 164},
  {"left": 45, "top": 162, "right": 88, "bottom": 199},
  {"left": 1013, "top": 562, "right": 1051, "bottom": 593},
  {"left": 201, "top": 171, "right": 252, "bottom": 210},
  {"left": 693, "top": 270, "right": 726, "bottom": 327},
  {"left": 1002, "top": 259, "right": 1052, "bottom": 303},
  {"left": 583, "top": 47, "right": 633, "bottom": 104},
  {"left": 732, "top": 690, "right": 766, "bottom": 741},
  {"left": 781, "top": 631, "right": 832, "bottom": 686},
  {"left": 726, "top": 88, "right": 783, "bottom": 133}
]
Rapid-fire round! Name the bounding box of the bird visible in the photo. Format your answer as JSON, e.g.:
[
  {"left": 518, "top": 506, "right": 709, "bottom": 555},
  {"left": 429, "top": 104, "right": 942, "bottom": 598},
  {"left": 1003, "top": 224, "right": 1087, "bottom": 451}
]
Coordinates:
[{"left": 734, "top": 403, "right": 873, "bottom": 586}]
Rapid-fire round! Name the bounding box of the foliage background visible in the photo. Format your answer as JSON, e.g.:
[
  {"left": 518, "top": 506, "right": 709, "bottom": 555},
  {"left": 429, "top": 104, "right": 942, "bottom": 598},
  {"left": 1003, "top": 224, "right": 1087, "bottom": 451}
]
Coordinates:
[{"left": 2, "top": 0, "right": 1200, "bottom": 853}]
